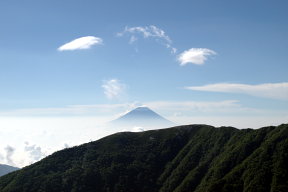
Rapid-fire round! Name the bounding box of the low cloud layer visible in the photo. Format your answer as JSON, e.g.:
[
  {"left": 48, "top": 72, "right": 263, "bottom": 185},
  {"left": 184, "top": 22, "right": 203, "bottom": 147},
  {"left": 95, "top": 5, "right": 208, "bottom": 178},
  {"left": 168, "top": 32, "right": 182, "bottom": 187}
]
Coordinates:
[
  {"left": 0, "top": 98, "right": 286, "bottom": 168},
  {"left": 58, "top": 36, "right": 103, "bottom": 51},
  {"left": 118, "top": 25, "right": 177, "bottom": 53},
  {"left": 178, "top": 48, "right": 216, "bottom": 65},
  {"left": 185, "top": 82, "right": 288, "bottom": 100}
]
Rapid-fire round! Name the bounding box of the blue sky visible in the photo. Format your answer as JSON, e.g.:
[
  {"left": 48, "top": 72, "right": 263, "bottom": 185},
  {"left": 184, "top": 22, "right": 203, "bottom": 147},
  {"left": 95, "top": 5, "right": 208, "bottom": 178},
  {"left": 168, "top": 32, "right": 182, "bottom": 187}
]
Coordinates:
[{"left": 0, "top": 0, "right": 287, "bottom": 167}]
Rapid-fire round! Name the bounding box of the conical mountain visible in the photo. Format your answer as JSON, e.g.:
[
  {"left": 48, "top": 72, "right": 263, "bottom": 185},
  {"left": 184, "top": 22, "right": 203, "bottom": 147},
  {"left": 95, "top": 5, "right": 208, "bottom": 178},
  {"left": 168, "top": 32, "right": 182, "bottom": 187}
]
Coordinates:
[{"left": 110, "top": 107, "right": 175, "bottom": 129}]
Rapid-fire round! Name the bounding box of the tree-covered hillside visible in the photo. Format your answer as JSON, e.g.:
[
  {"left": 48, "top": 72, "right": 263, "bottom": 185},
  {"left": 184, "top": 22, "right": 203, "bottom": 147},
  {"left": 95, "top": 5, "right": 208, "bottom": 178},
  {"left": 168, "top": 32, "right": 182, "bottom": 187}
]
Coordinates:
[{"left": 0, "top": 124, "right": 287, "bottom": 192}]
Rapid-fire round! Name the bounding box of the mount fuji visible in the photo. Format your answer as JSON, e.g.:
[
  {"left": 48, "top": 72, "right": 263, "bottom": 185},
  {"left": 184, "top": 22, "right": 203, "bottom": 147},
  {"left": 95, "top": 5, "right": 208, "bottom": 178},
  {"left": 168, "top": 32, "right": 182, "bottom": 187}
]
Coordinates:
[{"left": 109, "top": 107, "right": 175, "bottom": 130}]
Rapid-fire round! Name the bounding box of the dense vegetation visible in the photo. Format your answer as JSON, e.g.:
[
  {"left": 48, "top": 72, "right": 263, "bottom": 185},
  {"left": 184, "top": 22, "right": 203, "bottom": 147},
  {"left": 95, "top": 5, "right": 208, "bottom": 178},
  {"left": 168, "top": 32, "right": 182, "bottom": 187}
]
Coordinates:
[{"left": 0, "top": 124, "right": 287, "bottom": 192}]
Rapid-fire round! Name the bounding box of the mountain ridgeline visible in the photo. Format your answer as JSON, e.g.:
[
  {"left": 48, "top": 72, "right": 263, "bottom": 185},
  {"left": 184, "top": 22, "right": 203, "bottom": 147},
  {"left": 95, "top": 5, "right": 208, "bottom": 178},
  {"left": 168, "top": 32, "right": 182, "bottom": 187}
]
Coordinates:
[
  {"left": 0, "top": 124, "right": 287, "bottom": 192},
  {"left": 0, "top": 165, "right": 19, "bottom": 177}
]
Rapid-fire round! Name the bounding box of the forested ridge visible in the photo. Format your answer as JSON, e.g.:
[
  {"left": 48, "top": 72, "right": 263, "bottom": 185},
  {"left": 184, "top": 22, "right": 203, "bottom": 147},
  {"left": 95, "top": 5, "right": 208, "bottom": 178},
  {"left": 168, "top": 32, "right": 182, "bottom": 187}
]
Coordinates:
[{"left": 0, "top": 124, "right": 287, "bottom": 192}]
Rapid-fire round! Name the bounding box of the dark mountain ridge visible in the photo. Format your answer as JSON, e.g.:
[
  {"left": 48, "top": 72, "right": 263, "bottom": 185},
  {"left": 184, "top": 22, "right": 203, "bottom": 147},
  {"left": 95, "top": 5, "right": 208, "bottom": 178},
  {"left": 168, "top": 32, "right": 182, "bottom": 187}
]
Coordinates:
[{"left": 0, "top": 124, "right": 287, "bottom": 192}]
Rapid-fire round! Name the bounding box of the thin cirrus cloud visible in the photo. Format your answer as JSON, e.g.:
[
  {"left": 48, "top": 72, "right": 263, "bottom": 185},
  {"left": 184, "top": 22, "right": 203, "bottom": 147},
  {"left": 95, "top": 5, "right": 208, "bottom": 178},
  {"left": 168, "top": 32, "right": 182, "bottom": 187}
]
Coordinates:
[
  {"left": 117, "top": 25, "right": 177, "bottom": 54},
  {"left": 102, "top": 79, "right": 127, "bottom": 100},
  {"left": 57, "top": 36, "right": 103, "bottom": 51},
  {"left": 185, "top": 82, "right": 288, "bottom": 100},
  {"left": 0, "top": 100, "right": 244, "bottom": 117},
  {"left": 177, "top": 48, "right": 216, "bottom": 66}
]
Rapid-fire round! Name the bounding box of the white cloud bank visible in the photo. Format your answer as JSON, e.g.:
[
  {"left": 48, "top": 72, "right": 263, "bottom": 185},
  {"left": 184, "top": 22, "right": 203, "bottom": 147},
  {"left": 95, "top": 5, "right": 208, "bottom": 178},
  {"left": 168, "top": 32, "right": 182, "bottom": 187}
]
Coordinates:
[
  {"left": 24, "top": 142, "right": 46, "bottom": 163},
  {"left": 186, "top": 82, "right": 288, "bottom": 100},
  {"left": 58, "top": 36, "right": 103, "bottom": 51},
  {"left": 4, "top": 145, "right": 16, "bottom": 166},
  {"left": 178, "top": 48, "right": 216, "bottom": 65},
  {"left": 118, "top": 25, "right": 177, "bottom": 53},
  {"left": 102, "top": 79, "right": 126, "bottom": 100},
  {"left": 0, "top": 117, "right": 113, "bottom": 167}
]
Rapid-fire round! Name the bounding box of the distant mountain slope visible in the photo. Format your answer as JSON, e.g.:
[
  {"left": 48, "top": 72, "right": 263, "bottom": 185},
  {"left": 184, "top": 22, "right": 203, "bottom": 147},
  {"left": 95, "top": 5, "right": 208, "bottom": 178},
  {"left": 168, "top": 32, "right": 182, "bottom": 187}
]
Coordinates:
[
  {"left": 0, "top": 124, "right": 287, "bottom": 192},
  {"left": 109, "top": 107, "right": 175, "bottom": 129},
  {"left": 0, "top": 164, "right": 19, "bottom": 177}
]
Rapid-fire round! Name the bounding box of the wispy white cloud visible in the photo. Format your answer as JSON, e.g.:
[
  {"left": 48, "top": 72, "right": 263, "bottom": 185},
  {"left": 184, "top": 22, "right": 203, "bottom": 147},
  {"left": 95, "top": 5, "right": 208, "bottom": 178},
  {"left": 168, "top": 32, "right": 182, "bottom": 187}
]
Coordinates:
[
  {"left": 129, "top": 35, "right": 137, "bottom": 44},
  {"left": 144, "top": 100, "right": 288, "bottom": 128},
  {"left": 0, "top": 99, "right": 286, "bottom": 130},
  {"left": 178, "top": 48, "right": 216, "bottom": 65},
  {"left": 0, "top": 103, "right": 131, "bottom": 117},
  {"left": 0, "top": 99, "right": 281, "bottom": 118},
  {"left": 102, "top": 79, "right": 127, "bottom": 100},
  {"left": 0, "top": 107, "right": 92, "bottom": 116},
  {"left": 117, "top": 25, "right": 177, "bottom": 54},
  {"left": 185, "top": 82, "right": 288, "bottom": 100},
  {"left": 0, "top": 100, "right": 246, "bottom": 118},
  {"left": 58, "top": 36, "right": 103, "bottom": 51},
  {"left": 118, "top": 25, "right": 171, "bottom": 42},
  {"left": 145, "top": 100, "right": 244, "bottom": 114}
]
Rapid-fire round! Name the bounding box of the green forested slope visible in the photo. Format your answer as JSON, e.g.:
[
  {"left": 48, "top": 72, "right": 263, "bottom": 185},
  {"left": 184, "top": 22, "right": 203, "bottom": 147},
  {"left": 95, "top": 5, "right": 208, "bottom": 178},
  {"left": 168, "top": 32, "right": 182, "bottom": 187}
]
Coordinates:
[{"left": 0, "top": 124, "right": 287, "bottom": 192}]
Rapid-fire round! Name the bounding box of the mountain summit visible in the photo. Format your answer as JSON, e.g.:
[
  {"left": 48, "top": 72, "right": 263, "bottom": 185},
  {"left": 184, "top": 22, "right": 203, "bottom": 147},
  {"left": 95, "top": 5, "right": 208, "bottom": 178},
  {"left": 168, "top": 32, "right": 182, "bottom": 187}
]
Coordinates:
[{"left": 110, "top": 107, "right": 175, "bottom": 130}]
